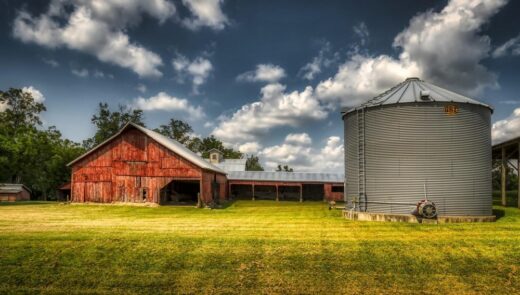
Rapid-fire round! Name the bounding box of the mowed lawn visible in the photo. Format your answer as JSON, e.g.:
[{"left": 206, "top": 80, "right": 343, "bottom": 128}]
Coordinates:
[{"left": 1, "top": 201, "right": 519, "bottom": 294}]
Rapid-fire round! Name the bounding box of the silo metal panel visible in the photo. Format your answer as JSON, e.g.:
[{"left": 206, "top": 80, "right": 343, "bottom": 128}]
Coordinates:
[{"left": 344, "top": 102, "right": 492, "bottom": 216}]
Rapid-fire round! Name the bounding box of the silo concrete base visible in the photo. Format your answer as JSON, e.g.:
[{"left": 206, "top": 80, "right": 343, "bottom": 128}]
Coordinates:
[{"left": 343, "top": 210, "right": 495, "bottom": 223}]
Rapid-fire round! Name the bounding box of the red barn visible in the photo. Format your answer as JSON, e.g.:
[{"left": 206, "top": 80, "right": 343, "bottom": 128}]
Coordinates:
[{"left": 68, "top": 122, "right": 227, "bottom": 204}]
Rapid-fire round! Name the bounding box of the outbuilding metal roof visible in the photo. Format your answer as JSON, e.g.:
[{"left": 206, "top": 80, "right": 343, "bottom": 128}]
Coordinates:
[
  {"left": 68, "top": 122, "right": 227, "bottom": 174},
  {"left": 0, "top": 183, "right": 31, "bottom": 194},
  {"left": 205, "top": 158, "right": 247, "bottom": 172},
  {"left": 228, "top": 171, "right": 344, "bottom": 183},
  {"left": 342, "top": 77, "right": 493, "bottom": 114}
]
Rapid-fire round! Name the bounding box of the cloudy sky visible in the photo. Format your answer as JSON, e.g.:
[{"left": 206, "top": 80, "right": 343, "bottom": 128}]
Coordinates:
[{"left": 1, "top": 0, "right": 520, "bottom": 172}]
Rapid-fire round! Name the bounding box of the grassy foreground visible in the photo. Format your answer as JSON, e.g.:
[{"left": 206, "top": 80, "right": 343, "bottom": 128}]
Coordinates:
[{"left": 1, "top": 201, "right": 519, "bottom": 294}]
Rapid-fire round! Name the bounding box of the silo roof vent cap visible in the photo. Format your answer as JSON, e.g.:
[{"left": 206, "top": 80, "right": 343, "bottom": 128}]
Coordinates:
[
  {"left": 405, "top": 77, "right": 421, "bottom": 81},
  {"left": 420, "top": 90, "right": 431, "bottom": 100}
]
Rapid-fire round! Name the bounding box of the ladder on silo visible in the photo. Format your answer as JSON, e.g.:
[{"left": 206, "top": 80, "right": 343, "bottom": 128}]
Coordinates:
[{"left": 357, "top": 108, "right": 366, "bottom": 211}]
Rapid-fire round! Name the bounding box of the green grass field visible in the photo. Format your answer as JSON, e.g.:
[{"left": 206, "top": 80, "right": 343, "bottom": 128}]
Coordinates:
[{"left": 1, "top": 201, "right": 519, "bottom": 294}]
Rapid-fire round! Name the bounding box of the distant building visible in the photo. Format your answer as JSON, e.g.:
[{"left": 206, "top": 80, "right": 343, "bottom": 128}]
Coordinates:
[{"left": 0, "top": 184, "right": 31, "bottom": 202}]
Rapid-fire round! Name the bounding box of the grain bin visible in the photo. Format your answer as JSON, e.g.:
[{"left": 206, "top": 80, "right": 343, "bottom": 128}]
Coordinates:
[{"left": 342, "top": 78, "right": 492, "bottom": 217}]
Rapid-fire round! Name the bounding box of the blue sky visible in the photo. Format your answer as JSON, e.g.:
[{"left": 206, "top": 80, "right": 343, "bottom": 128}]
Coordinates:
[{"left": 1, "top": 0, "right": 520, "bottom": 172}]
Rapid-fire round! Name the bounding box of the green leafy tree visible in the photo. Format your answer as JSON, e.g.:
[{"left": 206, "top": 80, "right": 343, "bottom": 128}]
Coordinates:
[
  {"left": 153, "top": 118, "right": 242, "bottom": 159},
  {"left": 154, "top": 119, "right": 193, "bottom": 144},
  {"left": 0, "top": 88, "right": 84, "bottom": 199},
  {"left": 0, "top": 88, "right": 46, "bottom": 135},
  {"left": 83, "top": 103, "right": 145, "bottom": 149},
  {"left": 492, "top": 162, "right": 518, "bottom": 191},
  {"left": 0, "top": 88, "right": 47, "bottom": 183},
  {"left": 199, "top": 136, "right": 242, "bottom": 159},
  {"left": 276, "top": 164, "right": 294, "bottom": 172},
  {"left": 245, "top": 155, "right": 264, "bottom": 171}
]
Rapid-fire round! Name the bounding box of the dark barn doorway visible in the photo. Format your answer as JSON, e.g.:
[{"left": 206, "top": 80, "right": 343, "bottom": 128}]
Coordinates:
[
  {"left": 302, "top": 184, "right": 324, "bottom": 201},
  {"left": 278, "top": 186, "right": 300, "bottom": 201},
  {"left": 230, "top": 184, "right": 253, "bottom": 200},
  {"left": 254, "top": 185, "right": 277, "bottom": 200},
  {"left": 160, "top": 180, "right": 200, "bottom": 204}
]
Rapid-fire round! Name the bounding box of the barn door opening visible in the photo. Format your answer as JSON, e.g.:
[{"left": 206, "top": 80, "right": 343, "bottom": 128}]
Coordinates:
[
  {"left": 160, "top": 180, "right": 200, "bottom": 204},
  {"left": 278, "top": 186, "right": 300, "bottom": 201},
  {"left": 302, "top": 184, "right": 324, "bottom": 201},
  {"left": 230, "top": 184, "right": 253, "bottom": 200},
  {"left": 254, "top": 185, "right": 277, "bottom": 200}
]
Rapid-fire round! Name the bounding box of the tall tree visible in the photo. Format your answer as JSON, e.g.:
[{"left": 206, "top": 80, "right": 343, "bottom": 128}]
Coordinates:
[
  {"left": 0, "top": 88, "right": 47, "bottom": 182},
  {"left": 0, "top": 88, "right": 46, "bottom": 135},
  {"left": 152, "top": 117, "right": 242, "bottom": 159},
  {"left": 0, "top": 88, "right": 84, "bottom": 199},
  {"left": 154, "top": 119, "right": 193, "bottom": 144},
  {"left": 83, "top": 103, "right": 144, "bottom": 149},
  {"left": 245, "top": 155, "right": 264, "bottom": 171},
  {"left": 199, "top": 136, "right": 242, "bottom": 159}
]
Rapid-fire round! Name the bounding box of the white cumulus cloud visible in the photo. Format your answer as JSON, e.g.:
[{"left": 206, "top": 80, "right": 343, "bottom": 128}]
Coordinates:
[
  {"left": 12, "top": 0, "right": 176, "bottom": 78},
  {"left": 136, "top": 84, "right": 147, "bottom": 93},
  {"left": 353, "top": 22, "right": 370, "bottom": 46},
  {"left": 237, "top": 64, "right": 286, "bottom": 83},
  {"left": 22, "top": 86, "right": 45, "bottom": 103},
  {"left": 492, "top": 34, "right": 520, "bottom": 58},
  {"left": 72, "top": 68, "right": 89, "bottom": 78},
  {"left": 316, "top": 0, "right": 506, "bottom": 107},
  {"left": 42, "top": 58, "right": 59, "bottom": 67},
  {"left": 3, "top": 86, "right": 46, "bottom": 112},
  {"left": 211, "top": 83, "right": 328, "bottom": 145},
  {"left": 132, "top": 92, "right": 204, "bottom": 119},
  {"left": 285, "top": 133, "right": 312, "bottom": 145},
  {"left": 181, "top": 0, "right": 229, "bottom": 30},
  {"left": 492, "top": 107, "right": 520, "bottom": 144},
  {"left": 260, "top": 135, "right": 344, "bottom": 172},
  {"left": 299, "top": 42, "right": 340, "bottom": 81},
  {"left": 172, "top": 54, "right": 213, "bottom": 94},
  {"left": 238, "top": 142, "right": 262, "bottom": 154}
]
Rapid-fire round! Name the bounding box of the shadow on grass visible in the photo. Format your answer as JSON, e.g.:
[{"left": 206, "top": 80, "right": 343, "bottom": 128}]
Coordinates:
[
  {"left": 215, "top": 200, "right": 236, "bottom": 209},
  {"left": 0, "top": 201, "right": 61, "bottom": 206},
  {"left": 493, "top": 208, "right": 506, "bottom": 220}
]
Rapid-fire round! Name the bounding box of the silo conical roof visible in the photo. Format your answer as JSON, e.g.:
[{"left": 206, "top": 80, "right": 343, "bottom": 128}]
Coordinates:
[{"left": 342, "top": 77, "right": 493, "bottom": 114}]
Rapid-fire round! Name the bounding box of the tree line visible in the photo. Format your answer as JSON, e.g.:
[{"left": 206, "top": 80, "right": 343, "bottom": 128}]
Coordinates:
[{"left": 0, "top": 88, "right": 267, "bottom": 199}]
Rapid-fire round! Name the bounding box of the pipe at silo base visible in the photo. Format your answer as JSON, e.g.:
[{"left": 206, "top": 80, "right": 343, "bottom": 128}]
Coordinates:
[{"left": 343, "top": 210, "right": 495, "bottom": 223}]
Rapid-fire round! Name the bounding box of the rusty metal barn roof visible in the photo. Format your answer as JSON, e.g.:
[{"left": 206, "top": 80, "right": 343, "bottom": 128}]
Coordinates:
[
  {"left": 228, "top": 171, "right": 344, "bottom": 183},
  {"left": 342, "top": 77, "right": 493, "bottom": 114}
]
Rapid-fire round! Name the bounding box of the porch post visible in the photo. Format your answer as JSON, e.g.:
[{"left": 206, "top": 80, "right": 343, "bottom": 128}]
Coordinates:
[
  {"left": 276, "top": 184, "right": 279, "bottom": 201},
  {"left": 252, "top": 183, "right": 255, "bottom": 201},
  {"left": 299, "top": 184, "right": 303, "bottom": 203},
  {"left": 228, "top": 182, "right": 232, "bottom": 200}
]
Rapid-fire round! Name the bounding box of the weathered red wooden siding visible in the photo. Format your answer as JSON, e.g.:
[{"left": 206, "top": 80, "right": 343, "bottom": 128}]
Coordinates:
[
  {"left": 216, "top": 173, "right": 228, "bottom": 201},
  {"left": 324, "top": 183, "right": 343, "bottom": 201},
  {"left": 200, "top": 170, "right": 228, "bottom": 203},
  {"left": 19, "top": 190, "right": 30, "bottom": 201},
  {"left": 71, "top": 127, "right": 217, "bottom": 203}
]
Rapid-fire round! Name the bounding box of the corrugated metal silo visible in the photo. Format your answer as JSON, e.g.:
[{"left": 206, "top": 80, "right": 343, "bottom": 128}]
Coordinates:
[{"left": 342, "top": 78, "right": 492, "bottom": 216}]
